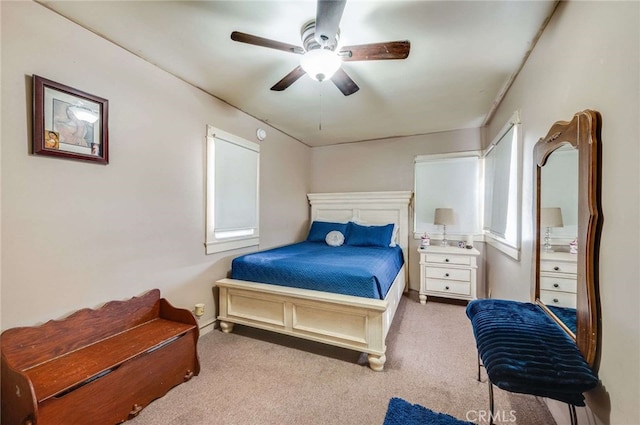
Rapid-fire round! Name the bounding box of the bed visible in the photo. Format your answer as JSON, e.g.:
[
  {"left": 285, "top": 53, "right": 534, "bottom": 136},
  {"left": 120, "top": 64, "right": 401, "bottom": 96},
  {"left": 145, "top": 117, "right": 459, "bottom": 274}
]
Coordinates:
[{"left": 215, "top": 191, "right": 412, "bottom": 371}]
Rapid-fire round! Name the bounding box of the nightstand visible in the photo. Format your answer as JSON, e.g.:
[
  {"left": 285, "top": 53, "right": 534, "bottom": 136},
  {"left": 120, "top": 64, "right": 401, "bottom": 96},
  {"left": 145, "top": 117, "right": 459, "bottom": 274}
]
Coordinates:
[
  {"left": 418, "top": 245, "right": 480, "bottom": 304},
  {"left": 539, "top": 251, "right": 577, "bottom": 308}
]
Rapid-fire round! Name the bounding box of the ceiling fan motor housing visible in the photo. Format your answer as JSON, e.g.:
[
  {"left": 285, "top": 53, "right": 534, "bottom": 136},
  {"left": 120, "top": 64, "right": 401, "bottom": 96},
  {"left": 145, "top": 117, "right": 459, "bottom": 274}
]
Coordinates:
[{"left": 301, "top": 20, "right": 340, "bottom": 53}]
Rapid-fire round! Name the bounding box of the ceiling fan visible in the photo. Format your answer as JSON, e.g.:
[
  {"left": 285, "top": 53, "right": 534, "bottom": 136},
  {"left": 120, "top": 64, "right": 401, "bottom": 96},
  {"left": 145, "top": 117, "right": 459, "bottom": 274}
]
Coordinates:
[{"left": 230, "top": 0, "right": 410, "bottom": 96}]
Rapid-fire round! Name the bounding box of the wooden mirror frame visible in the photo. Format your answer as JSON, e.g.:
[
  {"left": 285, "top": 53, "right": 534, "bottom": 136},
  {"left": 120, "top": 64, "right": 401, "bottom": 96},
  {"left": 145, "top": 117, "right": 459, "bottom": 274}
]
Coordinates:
[{"left": 534, "top": 109, "right": 602, "bottom": 369}]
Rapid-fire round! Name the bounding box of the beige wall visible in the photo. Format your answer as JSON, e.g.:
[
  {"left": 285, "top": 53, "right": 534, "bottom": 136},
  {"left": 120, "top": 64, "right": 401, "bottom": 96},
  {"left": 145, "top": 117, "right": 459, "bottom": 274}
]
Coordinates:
[
  {"left": 311, "top": 128, "right": 481, "bottom": 193},
  {"left": 0, "top": 2, "right": 310, "bottom": 331},
  {"left": 310, "top": 128, "right": 484, "bottom": 292},
  {"left": 485, "top": 2, "right": 640, "bottom": 424}
]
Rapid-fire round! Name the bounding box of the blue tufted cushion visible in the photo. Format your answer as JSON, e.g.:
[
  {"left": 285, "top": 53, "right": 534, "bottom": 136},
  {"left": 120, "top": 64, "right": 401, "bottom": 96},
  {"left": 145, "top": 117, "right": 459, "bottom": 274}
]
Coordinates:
[
  {"left": 466, "top": 299, "right": 599, "bottom": 406},
  {"left": 547, "top": 305, "right": 577, "bottom": 335}
]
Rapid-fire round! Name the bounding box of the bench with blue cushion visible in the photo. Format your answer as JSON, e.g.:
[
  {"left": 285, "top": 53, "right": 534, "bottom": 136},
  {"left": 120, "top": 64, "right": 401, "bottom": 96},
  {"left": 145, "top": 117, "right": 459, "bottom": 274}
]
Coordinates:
[{"left": 466, "top": 299, "right": 598, "bottom": 424}]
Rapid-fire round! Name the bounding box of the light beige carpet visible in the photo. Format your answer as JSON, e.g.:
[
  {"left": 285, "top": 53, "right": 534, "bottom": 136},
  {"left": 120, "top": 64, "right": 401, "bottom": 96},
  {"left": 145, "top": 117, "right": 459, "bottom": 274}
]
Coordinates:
[{"left": 128, "top": 291, "right": 556, "bottom": 425}]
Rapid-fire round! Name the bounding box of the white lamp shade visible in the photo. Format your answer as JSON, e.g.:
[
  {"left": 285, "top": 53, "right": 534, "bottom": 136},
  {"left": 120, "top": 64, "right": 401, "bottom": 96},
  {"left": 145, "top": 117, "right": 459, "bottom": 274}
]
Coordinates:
[
  {"left": 434, "top": 208, "right": 455, "bottom": 225},
  {"left": 541, "top": 207, "right": 563, "bottom": 227}
]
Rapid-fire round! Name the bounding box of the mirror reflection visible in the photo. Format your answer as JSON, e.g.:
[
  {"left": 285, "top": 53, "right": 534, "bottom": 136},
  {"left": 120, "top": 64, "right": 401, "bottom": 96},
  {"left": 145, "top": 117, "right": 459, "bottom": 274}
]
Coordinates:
[
  {"left": 539, "top": 144, "right": 578, "bottom": 335},
  {"left": 541, "top": 145, "right": 578, "bottom": 242}
]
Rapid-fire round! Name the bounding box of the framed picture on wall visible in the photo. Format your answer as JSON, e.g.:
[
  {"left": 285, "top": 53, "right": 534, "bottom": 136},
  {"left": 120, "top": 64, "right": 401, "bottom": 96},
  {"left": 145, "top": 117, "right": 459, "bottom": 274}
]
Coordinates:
[{"left": 33, "top": 75, "right": 109, "bottom": 164}]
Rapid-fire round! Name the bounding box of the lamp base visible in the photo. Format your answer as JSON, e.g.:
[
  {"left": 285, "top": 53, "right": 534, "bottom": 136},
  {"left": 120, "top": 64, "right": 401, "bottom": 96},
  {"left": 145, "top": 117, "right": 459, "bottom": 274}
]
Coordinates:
[
  {"left": 440, "top": 224, "right": 449, "bottom": 247},
  {"left": 544, "top": 227, "right": 553, "bottom": 252}
]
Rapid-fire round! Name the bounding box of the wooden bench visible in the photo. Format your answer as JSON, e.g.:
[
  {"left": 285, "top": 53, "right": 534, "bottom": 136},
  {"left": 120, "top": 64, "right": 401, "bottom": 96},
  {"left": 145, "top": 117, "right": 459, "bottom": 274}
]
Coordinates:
[{"left": 1, "top": 289, "right": 200, "bottom": 425}]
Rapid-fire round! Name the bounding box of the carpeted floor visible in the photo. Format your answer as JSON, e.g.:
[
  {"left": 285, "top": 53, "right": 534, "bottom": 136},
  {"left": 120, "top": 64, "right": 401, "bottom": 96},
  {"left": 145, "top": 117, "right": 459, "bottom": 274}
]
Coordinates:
[{"left": 128, "top": 291, "right": 556, "bottom": 424}]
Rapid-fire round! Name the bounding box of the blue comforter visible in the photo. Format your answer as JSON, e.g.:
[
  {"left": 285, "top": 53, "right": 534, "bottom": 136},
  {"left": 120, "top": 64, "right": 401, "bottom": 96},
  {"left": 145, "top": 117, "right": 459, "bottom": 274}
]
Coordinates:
[{"left": 231, "top": 242, "right": 404, "bottom": 300}]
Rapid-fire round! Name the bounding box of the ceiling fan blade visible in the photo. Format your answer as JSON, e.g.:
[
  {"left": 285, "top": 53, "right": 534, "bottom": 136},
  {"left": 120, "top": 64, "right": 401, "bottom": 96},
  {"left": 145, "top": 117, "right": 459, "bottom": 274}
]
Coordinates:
[
  {"left": 330, "top": 67, "right": 359, "bottom": 96},
  {"left": 340, "top": 40, "right": 411, "bottom": 62},
  {"left": 231, "top": 31, "right": 304, "bottom": 55},
  {"left": 271, "top": 66, "right": 307, "bottom": 91},
  {"left": 315, "top": 0, "right": 346, "bottom": 47}
]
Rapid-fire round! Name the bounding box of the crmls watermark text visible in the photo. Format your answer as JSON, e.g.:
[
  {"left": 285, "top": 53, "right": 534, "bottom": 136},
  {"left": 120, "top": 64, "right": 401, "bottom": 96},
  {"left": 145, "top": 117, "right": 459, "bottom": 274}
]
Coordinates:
[{"left": 466, "top": 410, "right": 517, "bottom": 423}]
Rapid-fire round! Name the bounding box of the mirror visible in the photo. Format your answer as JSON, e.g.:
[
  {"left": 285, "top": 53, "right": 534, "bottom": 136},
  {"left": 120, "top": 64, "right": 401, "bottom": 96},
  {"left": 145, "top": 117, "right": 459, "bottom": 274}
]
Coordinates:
[
  {"left": 539, "top": 145, "right": 579, "bottom": 331},
  {"left": 534, "top": 110, "right": 602, "bottom": 369}
]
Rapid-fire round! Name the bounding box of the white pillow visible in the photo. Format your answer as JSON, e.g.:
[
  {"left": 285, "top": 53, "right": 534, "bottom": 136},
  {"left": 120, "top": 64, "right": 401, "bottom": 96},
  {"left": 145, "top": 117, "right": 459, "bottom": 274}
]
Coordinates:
[
  {"left": 325, "top": 230, "right": 345, "bottom": 247},
  {"left": 389, "top": 223, "right": 399, "bottom": 247}
]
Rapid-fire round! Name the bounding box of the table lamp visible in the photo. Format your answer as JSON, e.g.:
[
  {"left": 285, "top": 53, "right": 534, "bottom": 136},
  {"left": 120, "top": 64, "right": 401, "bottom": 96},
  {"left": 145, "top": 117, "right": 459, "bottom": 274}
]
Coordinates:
[
  {"left": 541, "top": 207, "right": 563, "bottom": 252},
  {"left": 434, "top": 208, "right": 455, "bottom": 247}
]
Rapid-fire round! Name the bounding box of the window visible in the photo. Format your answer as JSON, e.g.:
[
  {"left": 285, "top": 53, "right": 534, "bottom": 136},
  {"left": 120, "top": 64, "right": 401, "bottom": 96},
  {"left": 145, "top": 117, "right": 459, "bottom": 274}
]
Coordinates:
[
  {"left": 414, "top": 153, "right": 481, "bottom": 239},
  {"left": 482, "top": 112, "right": 521, "bottom": 259},
  {"left": 205, "top": 125, "right": 259, "bottom": 254}
]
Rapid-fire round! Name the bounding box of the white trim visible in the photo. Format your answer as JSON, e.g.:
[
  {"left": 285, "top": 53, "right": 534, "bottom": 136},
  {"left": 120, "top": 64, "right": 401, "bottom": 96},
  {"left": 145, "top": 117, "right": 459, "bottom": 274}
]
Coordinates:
[
  {"left": 197, "top": 318, "right": 216, "bottom": 337},
  {"left": 415, "top": 150, "right": 482, "bottom": 163},
  {"left": 484, "top": 232, "right": 520, "bottom": 260},
  {"left": 482, "top": 110, "right": 521, "bottom": 157},
  {"left": 205, "top": 237, "right": 259, "bottom": 255},
  {"left": 307, "top": 190, "right": 413, "bottom": 204}
]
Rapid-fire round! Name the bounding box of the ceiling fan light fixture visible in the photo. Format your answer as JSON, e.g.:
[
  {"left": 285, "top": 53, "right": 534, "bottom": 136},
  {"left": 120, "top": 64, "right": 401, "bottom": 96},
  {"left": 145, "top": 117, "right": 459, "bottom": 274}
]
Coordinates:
[{"left": 300, "top": 49, "right": 341, "bottom": 82}]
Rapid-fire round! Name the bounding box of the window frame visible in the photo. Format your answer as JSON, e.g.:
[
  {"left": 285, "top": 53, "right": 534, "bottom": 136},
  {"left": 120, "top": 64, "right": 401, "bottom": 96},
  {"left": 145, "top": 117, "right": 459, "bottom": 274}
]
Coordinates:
[
  {"left": 205, "top": 125, "right": 260, "bottom": 254},
  {"left": 413, "top": 151, "right": 482, "bottom": 241}
]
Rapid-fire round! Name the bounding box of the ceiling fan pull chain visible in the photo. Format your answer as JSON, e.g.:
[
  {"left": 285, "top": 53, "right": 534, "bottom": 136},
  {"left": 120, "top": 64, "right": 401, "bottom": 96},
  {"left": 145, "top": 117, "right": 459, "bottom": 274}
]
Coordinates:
[{"left": 319, "top": 84, "right": 323, "bottom": 131}]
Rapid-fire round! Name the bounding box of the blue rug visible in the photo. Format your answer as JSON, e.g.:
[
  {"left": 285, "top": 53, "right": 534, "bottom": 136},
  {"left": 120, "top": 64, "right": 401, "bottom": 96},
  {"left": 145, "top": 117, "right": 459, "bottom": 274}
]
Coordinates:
[{"left": 383, "top": 397, "right": 473, "bottom": 425}]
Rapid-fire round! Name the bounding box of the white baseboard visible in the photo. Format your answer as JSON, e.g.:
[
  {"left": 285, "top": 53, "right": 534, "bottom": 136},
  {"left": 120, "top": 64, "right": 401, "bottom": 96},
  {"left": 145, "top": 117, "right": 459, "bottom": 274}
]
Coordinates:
[{"left": 197, "top": 318, "right": 217, "bottom": 337}]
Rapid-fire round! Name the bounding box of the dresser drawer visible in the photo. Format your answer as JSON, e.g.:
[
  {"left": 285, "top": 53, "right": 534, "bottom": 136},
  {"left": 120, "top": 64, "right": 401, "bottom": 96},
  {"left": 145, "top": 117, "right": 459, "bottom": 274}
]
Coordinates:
[
  {"left": 540, "top": 275, "right": 577, "bottom": 293},
  {"left": 425, "top": 267, "right": 470, "bottom": 282},
  {"left": 425, "top": 279, "right": 471, "bottom": 296},
  {"left": 426, "top": 254, "right": 470, "bottom": 266},
  {"left": 540, "top": 290, "right": 577, "bottom": 308},
  {"left": 540, "top": 261, "right": 577, "bottom": 275}
]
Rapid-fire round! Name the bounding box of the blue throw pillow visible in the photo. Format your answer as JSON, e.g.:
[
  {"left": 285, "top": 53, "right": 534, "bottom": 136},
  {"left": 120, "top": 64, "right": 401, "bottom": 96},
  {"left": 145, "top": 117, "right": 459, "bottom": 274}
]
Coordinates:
[
  {"left": 306, "top": 221, "right": 349, "bottom": 242},
  {"left": 346, "top": 222, "right": 395, "bottom": 247}
]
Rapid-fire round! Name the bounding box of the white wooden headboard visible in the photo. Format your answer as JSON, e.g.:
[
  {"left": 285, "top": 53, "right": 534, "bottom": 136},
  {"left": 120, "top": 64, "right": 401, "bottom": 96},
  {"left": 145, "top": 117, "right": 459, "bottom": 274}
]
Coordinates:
[{"left": 307, "top": 191, "right": 413, "bottom": 282}]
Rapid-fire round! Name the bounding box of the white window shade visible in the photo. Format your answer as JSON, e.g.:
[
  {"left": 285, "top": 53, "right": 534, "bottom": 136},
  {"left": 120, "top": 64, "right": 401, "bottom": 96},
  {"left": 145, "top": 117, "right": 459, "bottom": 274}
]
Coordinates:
[
  {"left": 484, "top": 124, "right": 514, "bottom": 238},
  {"left": 213, "top": 138, "right": 258, "bottom": 234},
  {"left": 414, "top": 154, "right": 480, "bottom": 237},
  {"left": 482, "top": 111, "right": 521, "bottom": 259},
  {"left": 206, "top": 126, "right": 260, "bottom": 254}
]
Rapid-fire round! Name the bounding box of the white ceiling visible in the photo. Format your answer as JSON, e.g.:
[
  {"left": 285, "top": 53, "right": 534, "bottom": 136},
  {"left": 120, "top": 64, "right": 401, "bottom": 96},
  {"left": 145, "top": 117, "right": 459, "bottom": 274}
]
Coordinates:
[{"left": 40, "top": 0, "right": 557, "bottom": 147}]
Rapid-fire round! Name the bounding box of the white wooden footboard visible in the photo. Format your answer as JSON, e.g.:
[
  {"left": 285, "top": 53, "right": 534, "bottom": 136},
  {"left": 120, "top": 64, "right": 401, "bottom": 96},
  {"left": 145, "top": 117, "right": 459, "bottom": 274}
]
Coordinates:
[{"left": 216, "top": 265, "right": 406, "bottom": 371}]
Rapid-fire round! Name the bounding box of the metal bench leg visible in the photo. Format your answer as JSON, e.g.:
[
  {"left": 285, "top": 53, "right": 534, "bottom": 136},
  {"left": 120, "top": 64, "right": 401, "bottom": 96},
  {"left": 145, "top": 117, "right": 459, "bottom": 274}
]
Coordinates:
[
  {"left": 488, "top": 380, "right": 495, "bottom": 425},
  {"left": 477, "top": 354, "right": 482, "bottom": 381},
  {"left": 568, "top": 404, "right": 578, "bottom": 425}
]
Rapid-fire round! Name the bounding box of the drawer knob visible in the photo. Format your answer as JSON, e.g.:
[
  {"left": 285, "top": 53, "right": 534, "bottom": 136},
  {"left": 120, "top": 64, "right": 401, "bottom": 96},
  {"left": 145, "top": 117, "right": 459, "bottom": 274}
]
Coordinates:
[
  {"left": 129, "top": 404, "right": 143, "bottom": 418},
  {"left": 445, "top": 273, "right": 450, "bottom": 277},
  {"left": 553, "top": 298, "right": 559, "bottom": 303},
  {"left": 553, "top": 266, "right": 560, "bottom": 271},
  {"left": 445, "top": 258, "right": 450, "bottom": 263},
  {"left": 445, "top": 286, "right": 450, "bottom": 290},
  {"left": 553, "top": 283, "right": 559, "bottom": 288}
]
